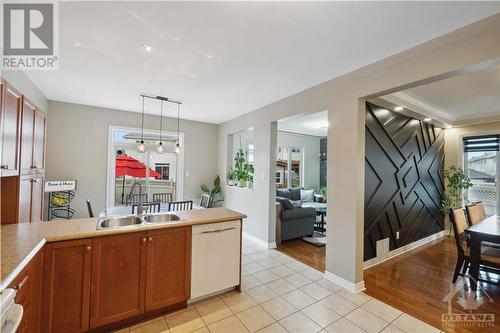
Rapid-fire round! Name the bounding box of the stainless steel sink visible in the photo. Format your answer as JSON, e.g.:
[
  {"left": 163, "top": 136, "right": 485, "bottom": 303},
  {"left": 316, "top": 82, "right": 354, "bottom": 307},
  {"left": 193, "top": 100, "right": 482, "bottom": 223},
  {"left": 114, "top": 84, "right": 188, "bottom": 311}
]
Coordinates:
[
  {"left": 143, "top": 213, "right": 181, "bottom": 223},
  {"left": 98, "top": 216, "right": 143, "bottom": 229}
]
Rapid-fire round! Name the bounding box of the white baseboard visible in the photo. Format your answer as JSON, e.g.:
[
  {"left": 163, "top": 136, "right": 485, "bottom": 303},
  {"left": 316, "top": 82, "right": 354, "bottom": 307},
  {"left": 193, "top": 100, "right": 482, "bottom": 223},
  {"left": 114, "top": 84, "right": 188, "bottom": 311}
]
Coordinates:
[
  {"left": 324, "top": 271, "right": 366, "bottom": 293},
  {"left": 363, "top": 230, "right": 448, "bottom": 270},
  {"left": 243, "top": 232, "right": 276, "bottom": 249}
]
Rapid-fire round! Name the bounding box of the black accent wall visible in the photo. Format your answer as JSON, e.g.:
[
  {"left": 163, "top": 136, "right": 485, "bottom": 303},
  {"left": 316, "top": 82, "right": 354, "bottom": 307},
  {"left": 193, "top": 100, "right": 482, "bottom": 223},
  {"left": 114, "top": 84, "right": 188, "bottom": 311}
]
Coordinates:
[
  {"left": 364, "top": 102, "right": 445, "bottom": 261},
  {"left": 320, "top": 138, "right": 327, "bottom": 187}
]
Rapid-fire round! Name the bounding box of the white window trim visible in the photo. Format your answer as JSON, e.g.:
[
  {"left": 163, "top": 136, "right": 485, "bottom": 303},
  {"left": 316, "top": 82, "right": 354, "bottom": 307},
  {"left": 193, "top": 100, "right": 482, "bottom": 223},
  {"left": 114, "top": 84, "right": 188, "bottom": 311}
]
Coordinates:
[
  {"left": 106, "top": 125, "right": 185, "bottom": 208},
  {"left": 459, "top": 130, "right": 500, "bottom": 214},
  {"left": 277, "top": 145, "right": 305, "bottom": 188}
]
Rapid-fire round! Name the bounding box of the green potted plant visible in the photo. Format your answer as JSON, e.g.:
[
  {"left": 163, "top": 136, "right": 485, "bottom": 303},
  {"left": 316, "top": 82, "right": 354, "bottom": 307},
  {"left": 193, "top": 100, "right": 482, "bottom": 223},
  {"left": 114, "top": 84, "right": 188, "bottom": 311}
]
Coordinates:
[
  {"left": 233, "top": 149, "right": 253, "bottom": 187},
  {"left": 201, "top": 175, "right": 224, "bottom": 208},
  {"left": 313, "top": 186, "right": 327, "bottom": 203},
  {"left": 441, "top": 166, "right": 473, "bottom": 215},
  {"left": 243, "top": 163, "right": 254, "bottom": 188},
  {"left": 227, "top": 168, "right": 237, "bottom": 186}
]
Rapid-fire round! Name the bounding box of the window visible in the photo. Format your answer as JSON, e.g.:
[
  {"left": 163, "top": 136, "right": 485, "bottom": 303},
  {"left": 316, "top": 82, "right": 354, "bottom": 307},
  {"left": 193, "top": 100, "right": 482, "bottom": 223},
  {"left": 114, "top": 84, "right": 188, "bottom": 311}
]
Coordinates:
[
  {"left": 276, "top": 146, "right": 304, "bottom": 188},
  {"left": 463, "top": 135, "right": 500, "bottom": 215}
]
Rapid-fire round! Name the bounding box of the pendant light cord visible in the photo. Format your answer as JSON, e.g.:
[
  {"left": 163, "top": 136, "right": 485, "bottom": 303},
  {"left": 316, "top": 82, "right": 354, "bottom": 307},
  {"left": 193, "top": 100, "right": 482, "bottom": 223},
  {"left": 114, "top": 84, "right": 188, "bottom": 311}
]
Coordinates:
[
  {"left": 177, "top": 103, "right": 180, "bottom": 143},
  {"left": 141, "top": 96, "right": 145, "bottom": 142},
  {"left": 159, "top": 100, "right": 163, "bottom": 143}
]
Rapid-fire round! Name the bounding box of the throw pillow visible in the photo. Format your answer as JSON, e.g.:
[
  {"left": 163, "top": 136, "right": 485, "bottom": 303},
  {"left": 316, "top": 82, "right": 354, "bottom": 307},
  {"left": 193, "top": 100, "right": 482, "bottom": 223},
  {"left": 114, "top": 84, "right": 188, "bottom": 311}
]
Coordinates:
[
  {"left": 290, "top": 200, "right": 303, "bottom": 208},
  {"left": 300, "top": 189, "right": 314, "bottom": 202},
  {"left": 276, "top": 188, "right": 291, "bottom": 199},
  {"left": 289, "top": 187, "right": 302, "bottom": 201},
  {"left": 276, "top": 196, "right": 294, "bottom": 209}
]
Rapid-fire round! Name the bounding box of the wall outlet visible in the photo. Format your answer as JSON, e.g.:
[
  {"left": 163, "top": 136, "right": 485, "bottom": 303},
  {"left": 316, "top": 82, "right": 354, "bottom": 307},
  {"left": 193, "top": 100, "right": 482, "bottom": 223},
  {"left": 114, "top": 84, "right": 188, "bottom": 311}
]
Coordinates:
[
  {"left": 396, "top": 231, "right": 400, "bottom": 240},
  {"left": 376, "top": 238, "right": 390, "bottom": 257}
]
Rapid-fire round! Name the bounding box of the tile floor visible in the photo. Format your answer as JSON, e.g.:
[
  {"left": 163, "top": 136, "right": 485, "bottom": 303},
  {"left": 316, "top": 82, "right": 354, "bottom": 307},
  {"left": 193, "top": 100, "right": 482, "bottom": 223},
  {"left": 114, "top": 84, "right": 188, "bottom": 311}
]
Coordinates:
[{"left": 115, "top": 239, "right": 443, "bottom": 333}]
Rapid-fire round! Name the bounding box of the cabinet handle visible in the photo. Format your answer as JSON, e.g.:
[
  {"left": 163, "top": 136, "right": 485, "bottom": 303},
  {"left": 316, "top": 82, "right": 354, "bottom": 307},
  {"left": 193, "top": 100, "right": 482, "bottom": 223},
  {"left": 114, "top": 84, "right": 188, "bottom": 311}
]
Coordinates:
[
  {"left": 86, "top": 246, "right": 92, "bottom": 251},
  {"left": 31, "top": 165, "right": 37, "bottom": 169},
  {"left": 148, "top": 237, "right": 153, "bottom": 242},
  {"left": 16, "top": 275, "right": 29, "bottom": 291},
  {"left": 142, "top": 237, "right": 147, "bottom": 243},
  {"left": 0, "top": 165, "right": 8, "bottom": 169}
]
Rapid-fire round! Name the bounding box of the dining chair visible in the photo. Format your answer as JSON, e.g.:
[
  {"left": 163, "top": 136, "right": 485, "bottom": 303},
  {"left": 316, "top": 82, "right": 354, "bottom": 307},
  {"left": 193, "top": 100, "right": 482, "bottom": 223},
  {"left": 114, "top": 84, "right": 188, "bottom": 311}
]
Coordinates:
[
  {"left": 200, "top": 194, "right": 211, "bottom": 208},
  {"left": 466, "top": 202, "right": 500, "bottom": 249},
  {"left": 126, "top": 193, "right": 148, "bottom": 206},
  {"left": 449, "top": 207, "right": 500, "bottom": 284},
  {"left": 131, "top": 202, "right": 160, "bottom": 214},
  {"left": 466, "top": 202, "right": 486, "bottom": 226},
  {"left": 153, "top": 193, "right": 173, "bottom": 204},
  {"left": 168, "top": 200, "right": 193, "bottom": 212},
  {"left": 86, "top": 200, "right": 94, "bottom": 218}
]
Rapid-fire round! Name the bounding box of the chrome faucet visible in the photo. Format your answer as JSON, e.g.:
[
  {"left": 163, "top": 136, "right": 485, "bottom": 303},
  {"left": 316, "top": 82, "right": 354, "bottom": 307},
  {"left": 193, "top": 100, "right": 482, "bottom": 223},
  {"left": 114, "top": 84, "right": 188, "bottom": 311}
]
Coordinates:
[{"left": 130, "top": 181, "right": 147, "bottom": 217}]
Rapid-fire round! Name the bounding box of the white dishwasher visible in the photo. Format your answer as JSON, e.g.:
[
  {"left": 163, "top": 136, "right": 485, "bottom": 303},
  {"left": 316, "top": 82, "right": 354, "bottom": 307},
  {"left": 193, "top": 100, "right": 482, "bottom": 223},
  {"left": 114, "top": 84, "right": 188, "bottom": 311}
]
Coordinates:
[{"left": 191, "top": 220, "right": 241, "bottom": 299}]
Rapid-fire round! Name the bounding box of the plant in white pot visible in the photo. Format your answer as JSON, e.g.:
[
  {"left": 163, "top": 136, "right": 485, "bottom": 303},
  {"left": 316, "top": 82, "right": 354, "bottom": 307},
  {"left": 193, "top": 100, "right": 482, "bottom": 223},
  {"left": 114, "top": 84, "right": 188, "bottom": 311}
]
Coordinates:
[{"left": 233, "top": 149, "right": 254, "bottom": 188}]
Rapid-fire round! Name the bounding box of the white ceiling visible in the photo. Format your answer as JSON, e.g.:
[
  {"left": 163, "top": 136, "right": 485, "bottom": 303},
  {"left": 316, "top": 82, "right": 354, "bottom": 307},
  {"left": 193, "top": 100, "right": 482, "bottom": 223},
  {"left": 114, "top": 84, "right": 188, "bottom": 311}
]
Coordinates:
[
  {"left": 389, "top": 64, "right": 500, "bottom": 125},
  {"left": 26, "top": 2, "right": 500, "bottom": 124},
  {"left": 278, "top": 110, "right": 328, "bottom": 137}
]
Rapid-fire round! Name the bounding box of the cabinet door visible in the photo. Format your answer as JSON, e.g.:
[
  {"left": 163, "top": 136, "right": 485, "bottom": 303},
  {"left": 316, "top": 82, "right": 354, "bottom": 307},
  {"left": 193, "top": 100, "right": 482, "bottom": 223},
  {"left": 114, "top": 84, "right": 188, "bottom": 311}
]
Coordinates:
[
  {"left": 20, "top": 99, "right": 35, "bottom": 172},
  {"left": 1, "top": 84, "right": 21, "bottom": 176},
  {"left": 42, "top": 239, "right": 92, "bottom": 333},
  {"left": 18, "top": 176, "right": 32, "bottom": 223},
  {"left": 146, "top": 227, "right": 191, "bottom": 311},
  {"left": 90, "top": 232, "right": 147, "bottom": 328},
  {"left": 33, "top": 110, "right": 45, "bottom": 170},
  {"left": 31, "top": 175, "right": 43, "bottom": 222},
  {"left": 10, "top": 248, "right": 44, "bottom": 333}
]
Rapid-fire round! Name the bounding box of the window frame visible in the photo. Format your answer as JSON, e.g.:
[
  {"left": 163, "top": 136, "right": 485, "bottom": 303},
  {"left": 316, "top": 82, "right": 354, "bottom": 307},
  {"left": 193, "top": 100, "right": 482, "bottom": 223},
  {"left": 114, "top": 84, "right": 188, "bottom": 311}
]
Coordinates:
[{"left": 460, "top": 131, "right": 500, "bottom": 214}]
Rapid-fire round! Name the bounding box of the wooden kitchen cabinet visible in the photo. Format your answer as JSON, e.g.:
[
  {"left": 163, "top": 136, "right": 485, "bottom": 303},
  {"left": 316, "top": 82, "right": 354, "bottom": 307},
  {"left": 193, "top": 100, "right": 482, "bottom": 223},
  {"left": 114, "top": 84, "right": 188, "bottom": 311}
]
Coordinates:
[
  {"left": 33, "top": 110, "right": 46, "bottom": 171},
  {"left": 42, "top": 239, "right": 93, "bottom": 333},
  {"left": 1, "top": 83, "right": 21, "bottom": 177},
  {"left": 90, "top": 232, "right": 147, "bottom": 328},
  {"left": 20, "top": 99, "right": 35, "bottom": 172},
  {"left": 31, "top": 174, "right": 44, "bottom": 222},
  {"left": 20, "top": 98, "right": 45, "bottom": 174},
  {"left": 9, "top": 248, "right": 44, "bottom": 333},
  {"left": 146, "top": 226, "right": 191, "bottom": 311},
  {"left": 18, "top": 176, "right": 32, "bottom": 223},
  {"left": 17, "top": 174, "right": 44, "bottom": 223}
]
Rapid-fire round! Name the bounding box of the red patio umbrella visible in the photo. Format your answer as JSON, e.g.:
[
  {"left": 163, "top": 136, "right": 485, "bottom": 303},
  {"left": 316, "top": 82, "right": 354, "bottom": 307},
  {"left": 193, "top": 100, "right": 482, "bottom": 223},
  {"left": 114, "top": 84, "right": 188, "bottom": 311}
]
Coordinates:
[{"left": 116, "top": 155, "right": 161, "bottom": 204}]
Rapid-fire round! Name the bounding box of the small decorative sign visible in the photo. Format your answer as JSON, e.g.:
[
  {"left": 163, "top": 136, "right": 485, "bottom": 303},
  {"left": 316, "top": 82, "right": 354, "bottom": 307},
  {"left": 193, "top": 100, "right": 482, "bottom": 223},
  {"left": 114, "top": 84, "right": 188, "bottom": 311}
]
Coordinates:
[{"left": 44, "top": 180, "right": 76, "bottom": 192}]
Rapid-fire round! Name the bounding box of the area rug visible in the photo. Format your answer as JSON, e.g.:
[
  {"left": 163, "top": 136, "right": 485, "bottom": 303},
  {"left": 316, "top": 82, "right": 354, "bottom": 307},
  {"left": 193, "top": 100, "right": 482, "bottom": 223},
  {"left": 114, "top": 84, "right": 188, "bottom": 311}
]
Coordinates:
[{"left": 302, "top": 232, "right": 326, "bottom": 247}]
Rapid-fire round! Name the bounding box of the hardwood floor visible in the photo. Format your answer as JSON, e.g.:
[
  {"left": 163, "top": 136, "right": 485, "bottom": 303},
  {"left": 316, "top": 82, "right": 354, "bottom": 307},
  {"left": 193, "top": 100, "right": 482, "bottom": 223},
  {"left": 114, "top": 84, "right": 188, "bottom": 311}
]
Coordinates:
[
  {"left": 277, "top": 239, "right": 325, "bottom": 272},
  {"left": 277, "top": 236, "right": 500, "bottom": 332}
]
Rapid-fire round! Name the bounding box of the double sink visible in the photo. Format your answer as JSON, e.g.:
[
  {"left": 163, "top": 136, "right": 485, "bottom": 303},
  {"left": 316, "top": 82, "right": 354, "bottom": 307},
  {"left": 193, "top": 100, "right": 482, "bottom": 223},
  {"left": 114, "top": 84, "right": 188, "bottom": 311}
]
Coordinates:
[{"left": 97, "top": 213, "right": 183, "bottom": 230}]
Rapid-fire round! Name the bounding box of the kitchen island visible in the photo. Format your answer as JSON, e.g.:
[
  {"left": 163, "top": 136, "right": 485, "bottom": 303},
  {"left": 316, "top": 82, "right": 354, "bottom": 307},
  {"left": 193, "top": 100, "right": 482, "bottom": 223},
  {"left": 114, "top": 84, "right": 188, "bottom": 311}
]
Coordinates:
[{"left": 1, "top": 207, "right": 246, "bottom": 332}]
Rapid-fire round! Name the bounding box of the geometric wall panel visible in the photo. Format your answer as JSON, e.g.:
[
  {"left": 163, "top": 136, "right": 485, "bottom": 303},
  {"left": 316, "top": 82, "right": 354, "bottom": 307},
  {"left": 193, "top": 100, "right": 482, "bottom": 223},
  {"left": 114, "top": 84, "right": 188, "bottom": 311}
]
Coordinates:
[{"left": 364, "top": 102, "right": 445, "bottom": 261}]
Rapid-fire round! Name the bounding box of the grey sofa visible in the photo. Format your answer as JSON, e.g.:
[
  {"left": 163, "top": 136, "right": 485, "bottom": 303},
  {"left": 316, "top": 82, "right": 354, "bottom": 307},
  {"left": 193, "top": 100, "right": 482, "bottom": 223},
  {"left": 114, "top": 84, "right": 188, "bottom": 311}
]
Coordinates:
[{"left": 276, "top": 188, "right": 316, "bottom": 241}]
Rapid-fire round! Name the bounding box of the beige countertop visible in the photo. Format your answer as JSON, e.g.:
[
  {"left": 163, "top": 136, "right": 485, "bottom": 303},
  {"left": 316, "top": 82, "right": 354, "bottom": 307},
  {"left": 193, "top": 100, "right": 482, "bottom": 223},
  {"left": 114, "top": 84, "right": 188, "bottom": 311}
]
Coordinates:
[{"left": 1, "top": 207, "right": 246, "bottom": 290}]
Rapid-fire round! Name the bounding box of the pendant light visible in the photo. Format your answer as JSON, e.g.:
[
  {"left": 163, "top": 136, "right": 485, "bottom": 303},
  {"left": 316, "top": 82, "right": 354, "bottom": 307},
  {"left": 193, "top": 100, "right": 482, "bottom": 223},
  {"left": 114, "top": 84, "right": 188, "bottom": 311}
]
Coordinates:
[
  {"left": 157, "top": 99, "right": 164, "bottom": 153},
  {"left": 175, "top": 102, "right": 181, "bottom": 154},
  {"left": 138, "top": 96, "right": 146, "bottom": 153}
]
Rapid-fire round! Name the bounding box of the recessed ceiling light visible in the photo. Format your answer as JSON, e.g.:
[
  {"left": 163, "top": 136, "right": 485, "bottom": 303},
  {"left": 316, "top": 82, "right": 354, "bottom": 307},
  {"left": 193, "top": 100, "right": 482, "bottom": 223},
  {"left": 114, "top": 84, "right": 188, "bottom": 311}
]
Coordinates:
[
  {"left": 172, "top": 36, "right": 180, "bottom": 41},
  {"left": 142, "top": 44, "right": 154, "bottom": 52},
  {"left": 74, "top": 42, "right": 81, "bottom": 47},
  {"left": 206, "top": 54, "right": 214, "bottom": 59},
  {"left": 424, "top": 118, "right": 432, "bottom": 122},
  {"left": 394, "top": 106, "right": 404, "bottom": 111}
]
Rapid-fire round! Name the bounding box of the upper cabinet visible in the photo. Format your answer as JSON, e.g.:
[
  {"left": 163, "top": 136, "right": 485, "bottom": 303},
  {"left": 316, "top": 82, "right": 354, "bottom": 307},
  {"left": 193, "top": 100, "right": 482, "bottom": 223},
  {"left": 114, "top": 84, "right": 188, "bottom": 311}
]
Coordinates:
[
  {"left": 20, "top": 98, "right": 46, "bottom": 174},
  {"left": 1, "top": 82, "right": 22, "bottom": 176}
]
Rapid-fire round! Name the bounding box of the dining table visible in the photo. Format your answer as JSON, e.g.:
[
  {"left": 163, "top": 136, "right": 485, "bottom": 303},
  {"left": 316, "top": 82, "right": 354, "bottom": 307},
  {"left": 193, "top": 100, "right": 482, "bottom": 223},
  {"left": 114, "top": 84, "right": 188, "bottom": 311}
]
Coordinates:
[{"left": 465, "top": 214, "right": 500, "bottom": 291}]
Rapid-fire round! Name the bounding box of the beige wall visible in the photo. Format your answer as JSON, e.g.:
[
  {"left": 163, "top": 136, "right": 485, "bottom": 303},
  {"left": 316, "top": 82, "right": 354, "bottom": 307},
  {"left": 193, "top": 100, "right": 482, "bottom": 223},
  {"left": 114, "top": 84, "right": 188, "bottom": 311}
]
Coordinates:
[
  {"left": 218, "top": 14, "right": 500, "bottom": 287},
  {"left": 445, "top": 121, "right": 500, "bottom": 170},
  {"left": 46, "top": 101, "right": 219, "bottom": 218}
]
